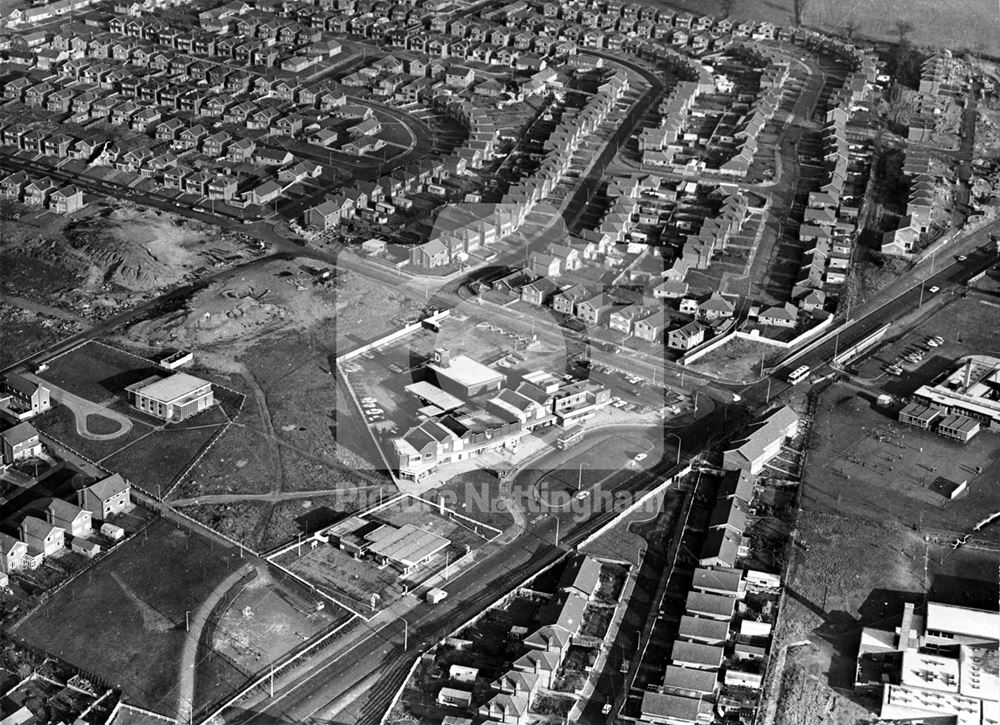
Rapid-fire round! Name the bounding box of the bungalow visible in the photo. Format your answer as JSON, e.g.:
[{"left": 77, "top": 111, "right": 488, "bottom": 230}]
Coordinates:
[
  {"left": 697, "top": 294, "right": 735, "bottom": 321},
  {"left": 244, "top": 180, "right": 283, "bottom": 207},
  {"left": 758, "top": 302, "right": 798, "bottom": 328}
]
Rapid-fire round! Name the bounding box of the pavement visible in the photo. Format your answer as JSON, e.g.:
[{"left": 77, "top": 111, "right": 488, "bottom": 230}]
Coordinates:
[{"left": 24, "top": 372, "right": 135, "bottom": 442}]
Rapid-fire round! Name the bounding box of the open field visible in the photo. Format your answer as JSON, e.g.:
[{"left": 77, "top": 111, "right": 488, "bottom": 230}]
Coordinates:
[
  {"left": 34, "top": 403, "right": 153, "bottom": 463},
  {"left": 657, "top": 0, "right": 1000, "bottom": 55},
  {"left": 38, "top": 341, "right": 159, "bottom": 406},
  {"left": 13, "top": 518, "right": 242, "bottom": 715},
  {"left": 803, "top": 383, "right": 1000, "bottom": 539},
  {"left": 195, "top": 566, "right": 353, "bottom": 713},
  {"left": 102, "top": 416, "right": 229, "bottom": 495}
]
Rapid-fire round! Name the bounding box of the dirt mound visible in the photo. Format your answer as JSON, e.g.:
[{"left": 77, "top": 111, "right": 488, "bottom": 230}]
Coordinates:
[{"left": 64, "top": 207, "right": 209, "bottom": 292}]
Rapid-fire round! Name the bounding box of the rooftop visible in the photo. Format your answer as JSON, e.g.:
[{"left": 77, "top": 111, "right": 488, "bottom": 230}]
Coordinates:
[
  {"left": 427, "top": 354, "right": 505, "bottom": 390},
  {"left": 364, "top": 523, "right": 449, "bottom": 568},
  {"left": 128, "top": 372, "right": 211, "bottom": 404}
]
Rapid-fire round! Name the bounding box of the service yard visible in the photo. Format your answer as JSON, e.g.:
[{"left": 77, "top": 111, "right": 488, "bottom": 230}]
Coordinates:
[
  {"left": 13, "top": 518, "right": 243, "bottom": 715},
  {"left": 273, "top": 494, "right": 496, "bottom": 615}
]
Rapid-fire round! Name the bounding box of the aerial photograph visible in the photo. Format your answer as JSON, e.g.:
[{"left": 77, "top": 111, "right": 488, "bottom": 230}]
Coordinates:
[{"left": 0, "top": 0, "right": 997, "bottom": 723}]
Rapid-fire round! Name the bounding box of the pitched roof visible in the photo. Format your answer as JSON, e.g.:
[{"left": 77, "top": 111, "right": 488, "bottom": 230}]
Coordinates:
[{"left": 1, "top": 422, "right": 38, "bottom": 447}]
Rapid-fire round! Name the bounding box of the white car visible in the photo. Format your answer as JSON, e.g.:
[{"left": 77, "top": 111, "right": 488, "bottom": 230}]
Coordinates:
[
  {"left": 634, "top": 453, "right": 648, "bottom": 462},
  {"left": 928, "top": 286, "right": 940, "bottom": 294},
  {"left": 927, "top": 339, "right": 940, "bottom": 348},
  {"left": 575, "top": 490, "right": 591, "bottom": 500},
  {"left": 957, "top": 255, "right": 967, "bottom": 261},
  {"left": 602, "top": 704, "right": 612, "bottom": 715},
  {"left": 933, "top": 336, "right": 945, "bottom": 345}
]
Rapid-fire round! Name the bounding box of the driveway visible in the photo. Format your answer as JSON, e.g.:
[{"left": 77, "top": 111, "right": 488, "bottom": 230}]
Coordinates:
[{"left": 25, "top": 372, "right": 134, "bottom": 441}]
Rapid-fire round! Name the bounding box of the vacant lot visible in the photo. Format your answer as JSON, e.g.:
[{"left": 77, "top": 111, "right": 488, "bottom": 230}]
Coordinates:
[
  {"left": 0, "top": 301, "right": 80, "bottom": 368},
  {"left": 196, "top": 566, "right": 353, "bottom": 713},
  {"left": 181, "top": 493, "right": 354, "bottom": 553},
  {"left": 687, "top": 336, "right": 775, "bottom": 383},
  {"left": 14, "top": 519, "right": 242, "bottom": 715}
]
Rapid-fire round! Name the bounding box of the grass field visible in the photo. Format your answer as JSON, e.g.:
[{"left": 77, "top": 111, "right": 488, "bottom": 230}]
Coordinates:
[
  {"left": 39, "top": 341, "right": 159, "bottom": 405},
  {"left": 656, "top": 0, "right": 1000, "bottom": 55},
  {"left": 35, "top": 404, "right": 154, "bottom": 462},
  {"left": 687, "top": 337, "right": 775, "bottom": 383},
  {"left": 102, "top": 415, "right": 229, "bottom": 495},
  {"left": 14, "top": 518, "right": 242, "bottom": 715}
]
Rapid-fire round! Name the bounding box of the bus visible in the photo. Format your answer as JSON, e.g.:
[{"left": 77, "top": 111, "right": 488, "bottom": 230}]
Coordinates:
[{"left": 787, "top": 365, "right": 811, "bottom": 385}]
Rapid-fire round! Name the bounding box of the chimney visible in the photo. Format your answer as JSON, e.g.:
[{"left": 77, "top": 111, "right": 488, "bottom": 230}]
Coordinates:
[
  {"left": 898, "top": 602, "right": 915, "bottom": 651},
  {"left": 964, "top": 358, "right": 973, "bottom": 390},
  {"left": 439, "top": 496, "right": 445, "bottom": 515},
  {"left": 434, "top": 346, "right": 450, "bottom": 368}
]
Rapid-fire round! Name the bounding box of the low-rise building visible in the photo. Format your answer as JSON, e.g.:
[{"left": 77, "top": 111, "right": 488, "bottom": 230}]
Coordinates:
[{"left": 125, "top": 372, "right": 214, "bottom": 422}]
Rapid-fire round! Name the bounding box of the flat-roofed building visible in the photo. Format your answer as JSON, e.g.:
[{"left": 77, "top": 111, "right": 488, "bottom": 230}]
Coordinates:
[
  {"left": 426, "top": 348, "right": 505, "bottom": 399},
  {"left": 404, "top": 381, "right": 464, "bottom": 412},
  {"left": 913, "top": 355, "right": 1000, "bottom": 427},
  {"left": 936, "top": 413, "right": 980, "bottom": 442},
  {"left": 125, "top": 372, "right": 214, "bottom": 422},
  {"left": 898, "top": 402, "right": 941, "bottom": 430},
  {"left": 364, "top": 522, "right": 449, "bottom": 574}
]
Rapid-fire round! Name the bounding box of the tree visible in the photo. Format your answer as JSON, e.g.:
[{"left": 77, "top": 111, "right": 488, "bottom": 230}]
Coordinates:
[{"left": 894, "top": 19, "right": 914, "bottom": 44}]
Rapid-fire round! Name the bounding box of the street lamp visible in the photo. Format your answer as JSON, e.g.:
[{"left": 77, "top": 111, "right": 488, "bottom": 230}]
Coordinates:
[{"left": 665, "top": 432, "right": 682, "bottom": 466}]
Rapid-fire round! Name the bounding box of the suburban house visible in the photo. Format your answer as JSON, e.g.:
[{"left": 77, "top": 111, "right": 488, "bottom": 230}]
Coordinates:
[
  {"left": 667, "top": 321, "right": 706, "bottom": 351},
  {"left": 1, "top": 422, "right": 42, "bottom": 464},
  {"left": 19, "top": 516, "right": 64, "bottom": 558},
  {"left": 78, "top": 473, "right": 131, "bottom": 519},
  {"left": 1, "top": 374, "right": 51, "bottom": 418},
  {"left": 0, "top": 534, "right": 27, "bottom": 573},
  {"left": 520, "top": 278, "right": 559, "bottom": 307},
  {"left": 46, "top": 499, "right": 93, "bottom": 538},
  {"left": 125, "top": 372, "right": 214, "bottom": 422}
]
